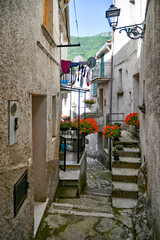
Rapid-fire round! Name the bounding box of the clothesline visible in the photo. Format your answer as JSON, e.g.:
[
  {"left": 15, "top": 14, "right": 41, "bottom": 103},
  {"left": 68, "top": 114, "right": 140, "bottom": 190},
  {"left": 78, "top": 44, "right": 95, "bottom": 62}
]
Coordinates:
[
  {"left": 61, "top": 59, "right": 90, "bottom": 88},
  {"left": 61, "top": 60, "right": 89, "bottom": 74}
]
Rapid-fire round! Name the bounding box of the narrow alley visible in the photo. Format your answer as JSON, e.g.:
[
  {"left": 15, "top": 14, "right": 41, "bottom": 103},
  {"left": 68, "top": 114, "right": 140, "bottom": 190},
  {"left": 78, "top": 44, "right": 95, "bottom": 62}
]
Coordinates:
[
  {"left": 35, "top": 131, "right": 136, "bottom": 240},
  {"left": 1, "top": 1, "right": 160, "bottom": 239}
]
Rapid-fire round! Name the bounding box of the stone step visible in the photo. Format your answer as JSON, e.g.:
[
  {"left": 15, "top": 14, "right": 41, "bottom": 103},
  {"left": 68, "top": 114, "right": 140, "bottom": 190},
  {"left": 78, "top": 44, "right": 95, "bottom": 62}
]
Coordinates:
[
  {"left": 83, "top": 189, "right": 110, "bottom": 197},
  {"left": 59, "top": 160, "right": 80, "bottom": 170},
  {"left": 57, "top": 194, "right": 111, "bottom": 209},
  {"left": 112, "top": 168, "right": 138, "bottom": 183},
  {"left": 112, "top": 156, "right": 141, "bottom": 169},
  {"left": 56, "top": 185, "right": 78, "bottom": 198},
  {"left": 112, "top": 182, "right": 138, "bottom": 199},
  {"left": 112, "top": 197, "right": 138, "bottom": 209},
  {"left": 48, "top": 206, "right": 114, "bottom": 219},
  {"left": 113, "top": 141, "right": 139, "bottom": 148},
  {"left": 50, "top": 202, "right": 112, "bottom": 214},
  {"left": 119, "top": 147, "right": 140, "bottom": 158},
  {"left": 59, "top": 169, "right": 80, "bottom": 186},
  {"left": 57, "top": 170, "right": 80, "bottom": 198}
]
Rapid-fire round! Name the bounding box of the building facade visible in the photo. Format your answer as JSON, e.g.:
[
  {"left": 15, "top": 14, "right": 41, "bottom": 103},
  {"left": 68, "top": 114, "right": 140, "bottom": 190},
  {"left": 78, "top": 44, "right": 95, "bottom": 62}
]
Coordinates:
[
  {"left": 134, "top": 0, "right": 160, "bottom": 238},
  {"left": 90, "top": 0, "right": 160, "bottom": 239},
  {"left": 0, "top": 0, "right": 70, "bottom": 239}
]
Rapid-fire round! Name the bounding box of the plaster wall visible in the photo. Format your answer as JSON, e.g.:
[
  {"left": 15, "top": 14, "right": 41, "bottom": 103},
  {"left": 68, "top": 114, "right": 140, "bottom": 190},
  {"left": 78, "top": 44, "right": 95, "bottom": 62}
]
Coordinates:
[
  {"left": 140, "top": 0, "right": 160, "bottom": 238},
  {"left": 112, "top": 39, "right": 141, "bottom": 121},
  {"left": 0, "top": 0, "right": 66, "bottom": 238},
  {"left": 114, "top": 0, "right": 147, "bottom": 54}
]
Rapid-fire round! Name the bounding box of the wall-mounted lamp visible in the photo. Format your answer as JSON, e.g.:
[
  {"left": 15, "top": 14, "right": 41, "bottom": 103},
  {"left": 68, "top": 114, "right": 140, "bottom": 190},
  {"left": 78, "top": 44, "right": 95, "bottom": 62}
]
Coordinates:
[{"left": 106, "top": 5, "right": 144, "bottom": 39}]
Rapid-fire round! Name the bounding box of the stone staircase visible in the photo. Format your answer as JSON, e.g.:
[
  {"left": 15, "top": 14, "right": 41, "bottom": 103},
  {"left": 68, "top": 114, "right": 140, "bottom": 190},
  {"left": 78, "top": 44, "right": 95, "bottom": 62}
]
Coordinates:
[
  {"left": 52, "top": 192, "right": 113, "bottom": 219},
  {"left": 112, "top": 131, "right": 141, "bottom": 208},
  {"left": 57, "top": 150, "right": 87, "bottom": 198}
]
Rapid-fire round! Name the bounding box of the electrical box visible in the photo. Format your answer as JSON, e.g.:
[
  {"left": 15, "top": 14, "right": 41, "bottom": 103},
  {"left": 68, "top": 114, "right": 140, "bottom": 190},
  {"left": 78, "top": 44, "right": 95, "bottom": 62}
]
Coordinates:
[{"left": 9, "top": 100, "right": 18, "bottom": 146}]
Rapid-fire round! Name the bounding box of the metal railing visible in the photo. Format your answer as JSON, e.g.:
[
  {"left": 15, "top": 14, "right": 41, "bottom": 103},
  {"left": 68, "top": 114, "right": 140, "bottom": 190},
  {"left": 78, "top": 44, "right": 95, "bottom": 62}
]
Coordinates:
[
  {"left": 59, "top": 136, "right": 66, "bottom": 171},
  {"left": 91, "top": 62, "right": 111, "bottom": 80},
  {"left": 107, "top": 113, "right": 124, "bottom": 171},
  {"left": 59, "top": 131, "right": 86, "bottom": 171}
]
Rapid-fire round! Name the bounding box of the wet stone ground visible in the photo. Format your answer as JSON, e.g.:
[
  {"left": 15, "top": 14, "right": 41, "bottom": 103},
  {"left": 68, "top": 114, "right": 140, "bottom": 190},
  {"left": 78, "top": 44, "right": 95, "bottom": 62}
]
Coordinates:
[{"left": 35, "top": 157, "right": 135, "bottom": 240}]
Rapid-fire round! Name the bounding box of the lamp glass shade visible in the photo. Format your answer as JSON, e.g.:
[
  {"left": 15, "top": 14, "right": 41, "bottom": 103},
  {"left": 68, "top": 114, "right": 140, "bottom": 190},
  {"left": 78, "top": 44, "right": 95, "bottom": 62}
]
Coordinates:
[{"left": 106, "top": 5, "right": 121, "bottom": 27}]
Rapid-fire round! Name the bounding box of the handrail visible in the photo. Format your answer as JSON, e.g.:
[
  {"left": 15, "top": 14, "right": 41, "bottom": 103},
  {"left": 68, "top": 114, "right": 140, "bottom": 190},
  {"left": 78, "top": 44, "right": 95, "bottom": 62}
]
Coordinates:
[{"left": 60, "top": 136, "right": 66, "bottom": 171}]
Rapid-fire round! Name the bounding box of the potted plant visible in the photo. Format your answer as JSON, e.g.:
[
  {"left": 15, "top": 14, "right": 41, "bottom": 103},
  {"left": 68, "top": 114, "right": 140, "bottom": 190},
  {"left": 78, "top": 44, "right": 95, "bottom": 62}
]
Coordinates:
[
  {"left": 84, "top": 99, "right": 96, "bottom": 109},
  {"left": 124, "top": 112, "right": 140, "bottom": 129},
  {"left": 60, "top": 119, "right": 72, "bottom": 131},
  {"left": 113, "top": 147, "right": 119, "bottom": 160},
  {"left": 71, "top": 117, "right": 80, "bottom": 130},
  {"left": 102, "top": 124, "right": 121, "bottom": 141},
  {"left": 79, "top": 118, "right": 99, "bottom": 135},
  {"left": 115, "top": 144, "right": 124, "bottom": 150},
  {"left": 114, "top": 122, "right": 122, "bottom": 137},
  {"left": 71, "top": 117, "right": 99, "bottom": 136}
]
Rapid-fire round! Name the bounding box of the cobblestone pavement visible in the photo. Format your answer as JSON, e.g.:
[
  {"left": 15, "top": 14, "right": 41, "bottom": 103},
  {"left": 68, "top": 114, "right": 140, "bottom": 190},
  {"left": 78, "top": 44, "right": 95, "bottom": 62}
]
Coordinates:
[
  {"left": 86, "top": 157, "right": 112, "bottom": 195},
  {"left": 35, "top": 157, "right": 135, "bottom": 240}
]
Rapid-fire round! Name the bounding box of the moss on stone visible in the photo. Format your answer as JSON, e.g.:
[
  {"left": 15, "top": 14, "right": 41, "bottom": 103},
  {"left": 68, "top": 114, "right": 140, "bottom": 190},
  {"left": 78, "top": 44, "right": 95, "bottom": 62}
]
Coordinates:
[
  {"left": 99, "top": 172, "right": 112, "bottom": 181},
  {"left": 78, "top": 175, "right": 86, "bottom": 195},
  {"left": 53, "top": 223, "right": 68, "bottom": 235},
  {"left": 112, "top": 207, "right": 121, "bottom": 216},
  {"left": 35, "top": 222, "right": 52, "bottom": 240}
]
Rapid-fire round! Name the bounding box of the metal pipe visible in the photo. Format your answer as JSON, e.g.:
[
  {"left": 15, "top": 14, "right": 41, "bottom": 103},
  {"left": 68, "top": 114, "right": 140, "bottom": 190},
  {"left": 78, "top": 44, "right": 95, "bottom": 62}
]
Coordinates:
[
  {"left": 64, "top": 137, "right": 66, "bottom": 171},
  {"left": 77, "top": 90, "right": 80, "bottom": 163},
  {"left": 108, "top": 18, "right": 115, "bottom": 171},
  {"left": 84, "top": 92, "right": 86, "bottom": 119},
  {"left": 70, "top": 67, "right": 72, "bottom": 118},
  {"left": 57, "top": 44, "right": 80, "bottom": 47}
]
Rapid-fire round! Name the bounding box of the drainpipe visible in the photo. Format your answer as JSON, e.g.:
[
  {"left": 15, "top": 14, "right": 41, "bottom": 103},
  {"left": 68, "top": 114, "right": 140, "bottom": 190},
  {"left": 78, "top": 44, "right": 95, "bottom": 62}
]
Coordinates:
[
  {"left": 77, "top": 90, "right": 80, "bottom": 163},
  {"left": 109, "top": 0, "right": 115, "bottom": 171}
]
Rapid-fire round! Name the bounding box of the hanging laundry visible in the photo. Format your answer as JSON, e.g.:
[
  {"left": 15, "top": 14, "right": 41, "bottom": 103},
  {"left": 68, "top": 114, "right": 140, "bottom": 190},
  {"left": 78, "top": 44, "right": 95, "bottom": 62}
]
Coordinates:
[
  {"left": 77, "top": 71, "right": 80, "bottom": 81},
  {"left": 83, "top": 67, "right": 86, "bottom": 77},
  {"left": 81, "top": 65, "right": 84, "bottom": 75},
  {"left": 86, "top": 71, "right": 90, "bottom": 86},
  {"left": 80, "top": 71, "right": 83, "bottom": 87},
  {"left": 70, "top": 62, "right": 79, "bottom": 67},
  {"left": 61, "top": 60, "right": 71, "bottom": 74}
]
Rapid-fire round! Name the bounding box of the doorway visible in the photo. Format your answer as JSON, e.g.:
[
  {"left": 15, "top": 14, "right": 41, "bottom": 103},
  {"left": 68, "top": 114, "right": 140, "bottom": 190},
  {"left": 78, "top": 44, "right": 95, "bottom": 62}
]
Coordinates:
[
  {"left": 32, "top": 95, "right": 47, "bottom": 201},
  {"left": 133, "top": 73, "right": 140, "bottom": 112}
]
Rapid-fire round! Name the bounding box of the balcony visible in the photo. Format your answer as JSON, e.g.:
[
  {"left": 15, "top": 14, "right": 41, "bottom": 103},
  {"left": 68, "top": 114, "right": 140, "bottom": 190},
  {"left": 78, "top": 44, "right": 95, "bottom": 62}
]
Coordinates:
[{"left": 91, "top": 62, "right": 111, "bottom": 84}]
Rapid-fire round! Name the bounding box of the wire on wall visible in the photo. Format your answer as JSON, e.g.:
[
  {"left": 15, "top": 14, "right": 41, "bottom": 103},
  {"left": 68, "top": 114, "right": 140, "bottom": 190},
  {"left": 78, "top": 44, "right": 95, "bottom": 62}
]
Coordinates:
[{"left": 73, "top": 0, "right": 80, "bottom": 44}]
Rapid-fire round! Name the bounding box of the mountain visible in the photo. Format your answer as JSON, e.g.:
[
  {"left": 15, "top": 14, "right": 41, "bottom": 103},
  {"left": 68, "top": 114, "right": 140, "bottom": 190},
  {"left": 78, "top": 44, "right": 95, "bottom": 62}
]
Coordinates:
[{"left": 68, "top": 32, "right": 112, "bottom": 62}]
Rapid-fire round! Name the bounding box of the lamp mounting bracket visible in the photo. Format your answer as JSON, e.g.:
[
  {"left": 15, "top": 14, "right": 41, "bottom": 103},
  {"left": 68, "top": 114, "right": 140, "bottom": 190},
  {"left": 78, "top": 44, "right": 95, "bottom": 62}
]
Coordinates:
[{"left": 115, "top": 22, "right": 144, "bottom": 39}]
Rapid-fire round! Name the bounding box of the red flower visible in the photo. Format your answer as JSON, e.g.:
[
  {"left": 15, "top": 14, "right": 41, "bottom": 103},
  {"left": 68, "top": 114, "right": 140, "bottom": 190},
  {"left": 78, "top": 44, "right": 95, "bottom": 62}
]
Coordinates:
[
  {"left": 124, "top": 112, "right": 139, "bottom": 128},
  {"left": 102, "top": 124, "right": 121, "bottom": 138}
]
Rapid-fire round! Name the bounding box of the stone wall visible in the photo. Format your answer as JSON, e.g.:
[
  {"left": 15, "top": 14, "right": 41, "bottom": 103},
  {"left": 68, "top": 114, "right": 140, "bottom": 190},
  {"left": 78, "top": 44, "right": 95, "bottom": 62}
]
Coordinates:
[
  {"left": 0, "top": 0, "right": 67, "bottom": 239},
  {"left": 132, "top": 0, "right": 160, "bottom": 239},
  {"left": 132, "top": 161, "right": 154, "bottom": 239}
]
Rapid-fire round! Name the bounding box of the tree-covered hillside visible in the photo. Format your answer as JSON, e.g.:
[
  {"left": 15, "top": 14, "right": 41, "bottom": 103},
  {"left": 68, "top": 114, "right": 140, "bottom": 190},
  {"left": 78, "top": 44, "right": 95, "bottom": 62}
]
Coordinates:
[{"left": 68, "top": 33, "right": 111, "bottom": 62}]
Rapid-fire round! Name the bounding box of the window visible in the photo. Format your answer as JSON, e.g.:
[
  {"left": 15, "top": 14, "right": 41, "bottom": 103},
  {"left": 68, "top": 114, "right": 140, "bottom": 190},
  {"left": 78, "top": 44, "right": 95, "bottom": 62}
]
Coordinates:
[
  {"left": 100, "top": 54, "right": 104, "bottom": 78},
  {"left": 93, "top": 84, "right": 97, "bottom": 96},
  {"left": 119, "top": 68, "right": 122, "bottom": 91},
  {"left": 52, "top": 96, "right": 56, "bottom": 137},
  {"left": 43, "top": 0, "right": 53, "bottom": 35}
]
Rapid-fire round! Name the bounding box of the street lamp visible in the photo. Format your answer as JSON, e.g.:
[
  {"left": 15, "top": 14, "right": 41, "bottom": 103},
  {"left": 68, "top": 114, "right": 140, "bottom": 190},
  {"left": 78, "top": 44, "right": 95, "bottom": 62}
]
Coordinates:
[
  {"left": 106, "top": 4, "right": 144, "bottom": 39},
  {"left": 106, "top": 4, "right": 120, "bottom": 30}
]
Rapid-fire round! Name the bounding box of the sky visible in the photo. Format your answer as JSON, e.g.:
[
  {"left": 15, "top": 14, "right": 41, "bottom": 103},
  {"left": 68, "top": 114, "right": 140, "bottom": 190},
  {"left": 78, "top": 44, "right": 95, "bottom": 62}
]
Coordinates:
[{"left": 69, "top": 0, "right": 113, "bottom": 37}]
